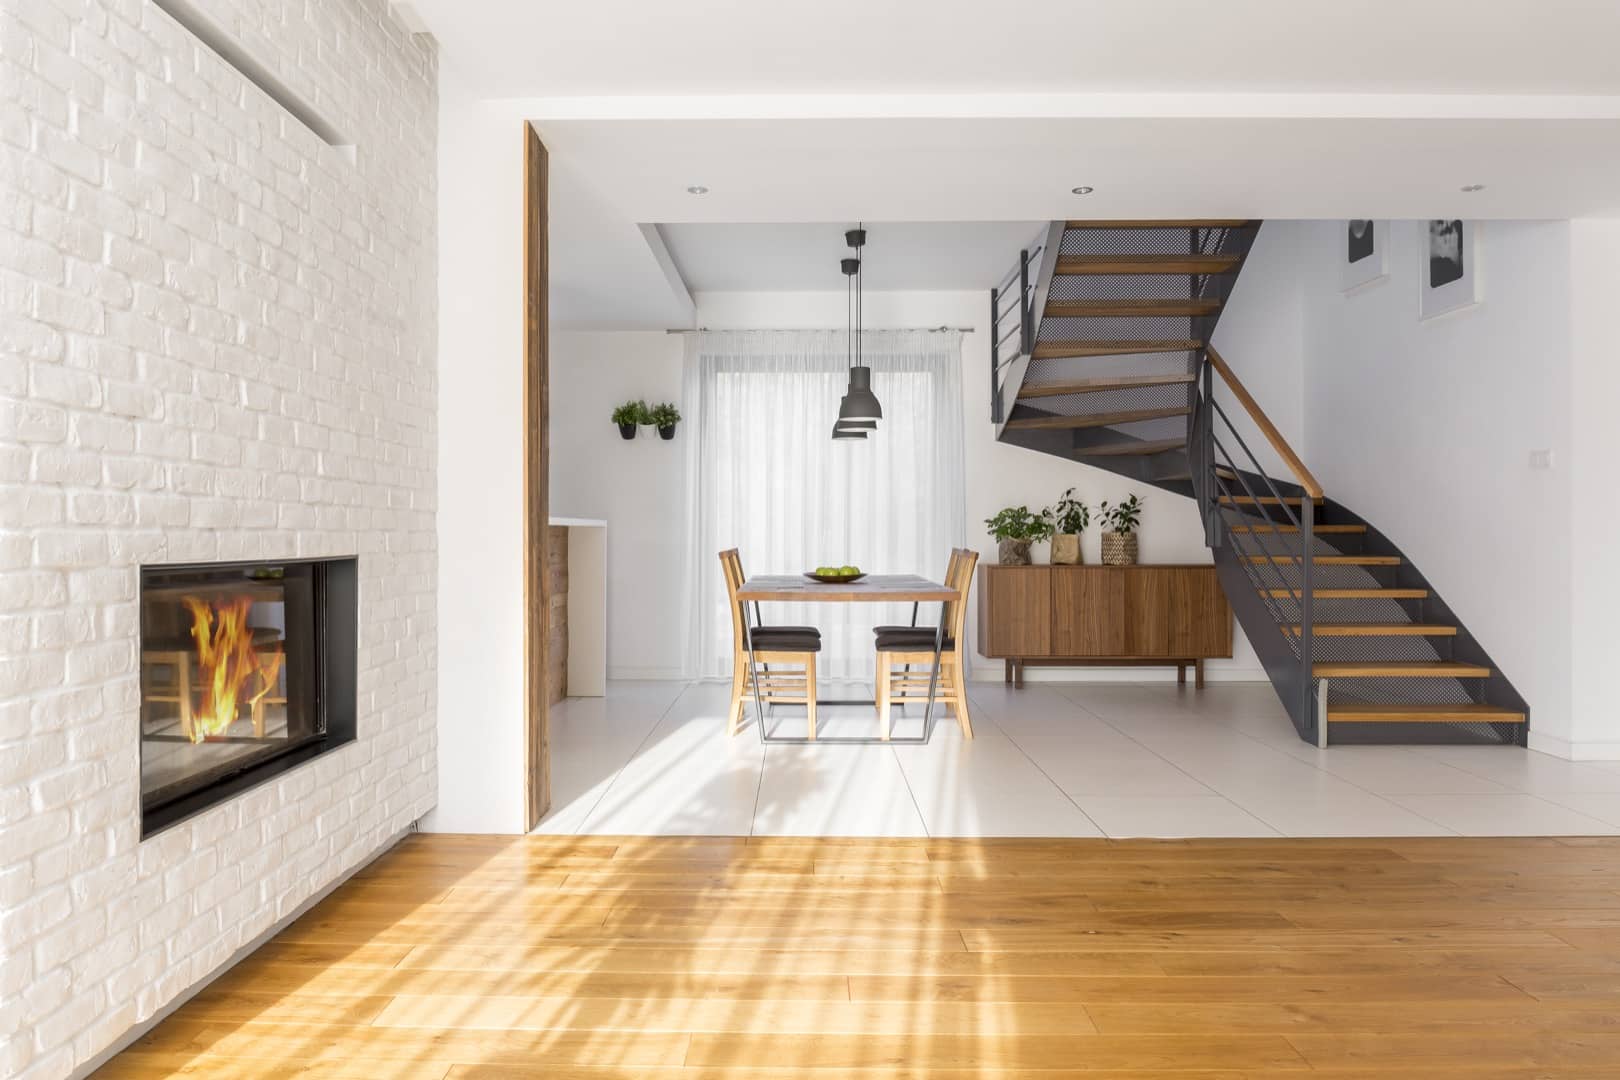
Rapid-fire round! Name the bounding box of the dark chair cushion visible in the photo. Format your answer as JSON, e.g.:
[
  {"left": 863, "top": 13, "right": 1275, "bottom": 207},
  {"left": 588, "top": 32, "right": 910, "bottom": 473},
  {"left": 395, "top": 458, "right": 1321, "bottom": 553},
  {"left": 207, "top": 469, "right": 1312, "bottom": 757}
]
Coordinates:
[
  {"left": 747, "top": 627, "right": 822, "bottom": 652},
  {"left": 875, "top": 629, "right": 955, "bottom": 652},
  {"left": 872, "top": 624, "right": 922, "bottom": 636}
]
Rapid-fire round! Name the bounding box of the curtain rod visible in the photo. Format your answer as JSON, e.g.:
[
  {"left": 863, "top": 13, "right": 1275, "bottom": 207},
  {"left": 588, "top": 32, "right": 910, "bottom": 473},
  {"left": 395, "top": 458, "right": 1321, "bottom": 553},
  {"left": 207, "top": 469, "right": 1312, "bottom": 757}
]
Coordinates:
[{"left": 664, "top": 326, "right": 974, "bottom": 334}]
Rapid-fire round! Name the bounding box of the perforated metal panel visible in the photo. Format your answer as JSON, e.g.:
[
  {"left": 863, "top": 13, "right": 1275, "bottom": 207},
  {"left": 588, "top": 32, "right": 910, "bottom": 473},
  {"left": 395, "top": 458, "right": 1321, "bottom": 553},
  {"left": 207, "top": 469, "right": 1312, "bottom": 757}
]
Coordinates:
[
  {"left": 1024, "top": 350, "right": 1196, "bottom": 386},
  {"left": 1046, "top": 274, "right": 1209, "bottom": 303},
  {"left": 1058, "top": 225, "right": 1244, "bottom": 257},
  {"left": 1038, "top": 315, "right": 1199, "bottom": 342}
]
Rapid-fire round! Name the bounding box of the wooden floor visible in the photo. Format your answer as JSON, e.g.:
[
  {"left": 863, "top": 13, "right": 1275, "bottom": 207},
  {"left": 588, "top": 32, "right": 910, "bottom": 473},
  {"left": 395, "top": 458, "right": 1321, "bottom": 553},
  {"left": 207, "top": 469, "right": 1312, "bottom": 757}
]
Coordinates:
[{"left": 100, "top": 834, "right": 1620, "bottom": 1078}]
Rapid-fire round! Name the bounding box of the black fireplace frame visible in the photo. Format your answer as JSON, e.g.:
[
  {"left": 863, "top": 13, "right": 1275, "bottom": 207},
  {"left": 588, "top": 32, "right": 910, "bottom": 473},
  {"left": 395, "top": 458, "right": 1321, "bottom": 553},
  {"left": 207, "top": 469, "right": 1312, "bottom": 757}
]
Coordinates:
[{"left": 139, "top": 556, "right": 358, "bottom": 839}]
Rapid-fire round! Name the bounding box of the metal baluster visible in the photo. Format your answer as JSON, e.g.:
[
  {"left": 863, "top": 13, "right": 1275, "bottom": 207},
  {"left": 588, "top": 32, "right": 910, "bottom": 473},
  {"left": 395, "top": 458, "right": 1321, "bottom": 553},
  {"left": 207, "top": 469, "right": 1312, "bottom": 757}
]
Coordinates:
[
  {"left": 989, "top": 286, "right": 1001, "bottom": 424},
  {"left": 1018, "top": 249, "right": 1032, "bottom": 358},
  {"left": 1299, "top": 496, "right": 1315, "bottom": 743}
]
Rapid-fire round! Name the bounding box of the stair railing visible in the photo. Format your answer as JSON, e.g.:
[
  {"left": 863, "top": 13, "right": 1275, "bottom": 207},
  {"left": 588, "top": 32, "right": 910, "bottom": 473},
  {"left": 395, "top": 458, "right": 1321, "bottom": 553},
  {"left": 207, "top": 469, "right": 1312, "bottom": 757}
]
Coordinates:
[
  {"left": 989, "top": 223, "right": 1064, "bottom": 428},
  {"left": 1194, "top": 346, "right": 1326, "bottom": 741}
]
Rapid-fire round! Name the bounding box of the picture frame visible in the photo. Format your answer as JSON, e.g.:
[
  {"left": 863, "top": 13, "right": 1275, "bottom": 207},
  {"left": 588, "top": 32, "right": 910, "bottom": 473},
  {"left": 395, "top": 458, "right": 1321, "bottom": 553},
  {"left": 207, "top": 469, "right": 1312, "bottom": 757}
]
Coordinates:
[
  {"left": 1420, "top": 219, "right": 1482, "bottom": 319},
  {"left": 1341, "top": 219, "right": 1387, "bottom": 293}
]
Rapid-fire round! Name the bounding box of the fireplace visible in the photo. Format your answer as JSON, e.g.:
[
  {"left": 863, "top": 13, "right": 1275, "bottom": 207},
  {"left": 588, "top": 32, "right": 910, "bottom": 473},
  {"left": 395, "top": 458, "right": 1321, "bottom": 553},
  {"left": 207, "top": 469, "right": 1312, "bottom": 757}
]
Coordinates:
[{"left": 139, "top": 557, "right": 357, "bottom": 837}]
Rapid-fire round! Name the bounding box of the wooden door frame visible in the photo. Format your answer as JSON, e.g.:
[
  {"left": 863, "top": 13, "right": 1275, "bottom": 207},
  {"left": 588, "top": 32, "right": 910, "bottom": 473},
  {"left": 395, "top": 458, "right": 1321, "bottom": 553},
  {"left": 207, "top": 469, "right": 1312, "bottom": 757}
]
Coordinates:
[{"left": 522, "top": 123, "right": 550, "bottom": 829}]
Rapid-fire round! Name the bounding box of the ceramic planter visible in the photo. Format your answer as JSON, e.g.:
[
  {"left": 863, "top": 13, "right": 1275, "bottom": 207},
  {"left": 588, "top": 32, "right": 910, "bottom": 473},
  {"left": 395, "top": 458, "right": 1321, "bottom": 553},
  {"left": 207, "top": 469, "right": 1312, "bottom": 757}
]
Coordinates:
[
  {"left": 997, "top": 538, "right": 1033, "bottom": 566},
  {"left": 1101, "top": 531, "right": 1138, "bottom": 566},
  {"left": 657, "top": 424, "right": 677, "bottom": 440},
  {"left": 617, "top": 423, "right": 637, "bottom": 440},
  {"left": 1050, "top": 533, "right": 1082, "bottom": 565}
]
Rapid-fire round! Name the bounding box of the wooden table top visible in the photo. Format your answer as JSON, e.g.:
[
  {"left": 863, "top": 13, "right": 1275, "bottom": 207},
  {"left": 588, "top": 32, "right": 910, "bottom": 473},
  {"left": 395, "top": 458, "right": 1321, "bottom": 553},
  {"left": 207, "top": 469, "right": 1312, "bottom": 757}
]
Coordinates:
[{"left": 738, "top": 574, "right": 956, "bottom": 603}]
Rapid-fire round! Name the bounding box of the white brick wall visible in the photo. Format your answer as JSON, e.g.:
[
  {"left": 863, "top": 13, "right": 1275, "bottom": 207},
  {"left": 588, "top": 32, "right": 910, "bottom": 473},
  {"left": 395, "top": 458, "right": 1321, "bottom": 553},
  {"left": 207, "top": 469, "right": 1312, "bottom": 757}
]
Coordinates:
[{"left": 0, "top": 2, "right": 437, "bottom": 1076}]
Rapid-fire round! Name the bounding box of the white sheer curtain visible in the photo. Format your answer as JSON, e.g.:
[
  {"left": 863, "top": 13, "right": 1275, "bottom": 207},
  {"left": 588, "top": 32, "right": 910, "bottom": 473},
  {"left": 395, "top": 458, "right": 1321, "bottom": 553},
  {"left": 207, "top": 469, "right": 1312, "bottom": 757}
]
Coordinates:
[{"left": 682, "top": 329, "right": 966, "bottom": 682}]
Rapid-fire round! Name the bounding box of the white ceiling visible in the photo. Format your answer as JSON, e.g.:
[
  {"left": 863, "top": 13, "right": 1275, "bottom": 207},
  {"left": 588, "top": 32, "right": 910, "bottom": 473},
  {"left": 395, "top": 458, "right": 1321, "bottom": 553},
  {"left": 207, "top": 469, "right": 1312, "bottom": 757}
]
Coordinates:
[
  {"left": 659, "top": 222, "right": 1046, "bottom": 293},
  {"left": 412, "top": 0, "right": 1620, "bottom": 98},
  {"left": 409, "top": 1, "right": 1620, "bottom": 329}
]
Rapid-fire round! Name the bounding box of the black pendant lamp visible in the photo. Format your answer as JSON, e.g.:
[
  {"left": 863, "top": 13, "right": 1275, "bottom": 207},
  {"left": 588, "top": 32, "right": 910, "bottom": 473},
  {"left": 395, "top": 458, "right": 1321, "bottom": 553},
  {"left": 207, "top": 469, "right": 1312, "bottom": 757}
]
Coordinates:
[
  {"left": 832, "top": 254, "right": 868, "bottom": 439},
  {"left": 833, "top": 226, "right": 881, "bottom": 439}
]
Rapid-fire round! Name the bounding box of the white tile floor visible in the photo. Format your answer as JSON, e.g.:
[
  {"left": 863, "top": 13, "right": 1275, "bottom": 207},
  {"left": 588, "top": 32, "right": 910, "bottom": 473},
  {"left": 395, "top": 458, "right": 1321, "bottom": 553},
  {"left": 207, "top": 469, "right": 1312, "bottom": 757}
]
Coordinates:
[{"left": 535, "top": 679, "right": 1620, "bottom": 839}]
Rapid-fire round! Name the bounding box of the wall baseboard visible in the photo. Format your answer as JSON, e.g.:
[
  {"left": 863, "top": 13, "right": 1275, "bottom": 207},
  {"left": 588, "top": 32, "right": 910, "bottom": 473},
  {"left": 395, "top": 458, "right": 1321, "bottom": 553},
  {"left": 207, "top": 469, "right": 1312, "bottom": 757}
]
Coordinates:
[
  {"left": 607, "top": 666, "right": 688, "bottom": 681},
  {"left": 1528, "top": 730, "right": 1620, "bottom": 762},
  {"left": 969, "top": 665, "right": 1268, "bottom": 684},
  {"left": 70, "top": 825, "right": 415, "bottom": 1079}
]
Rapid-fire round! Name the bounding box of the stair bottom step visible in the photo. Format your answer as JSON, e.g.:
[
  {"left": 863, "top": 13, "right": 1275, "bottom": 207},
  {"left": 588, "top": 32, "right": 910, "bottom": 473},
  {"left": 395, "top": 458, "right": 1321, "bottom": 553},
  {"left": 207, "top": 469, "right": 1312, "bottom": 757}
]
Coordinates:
[{"left": 1326, "top": 703, "right": 1527, "bottom": 724}]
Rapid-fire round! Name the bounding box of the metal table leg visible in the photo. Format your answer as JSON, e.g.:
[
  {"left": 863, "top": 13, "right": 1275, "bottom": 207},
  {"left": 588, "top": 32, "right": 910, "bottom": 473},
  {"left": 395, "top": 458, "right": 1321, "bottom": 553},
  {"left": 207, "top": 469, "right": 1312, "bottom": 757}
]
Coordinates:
[
  {"left": 921, "top": 600, "right": 947, "bottom": 739},
  {"left": 743, "top": 598, "right": 768, "bottom": 743}
]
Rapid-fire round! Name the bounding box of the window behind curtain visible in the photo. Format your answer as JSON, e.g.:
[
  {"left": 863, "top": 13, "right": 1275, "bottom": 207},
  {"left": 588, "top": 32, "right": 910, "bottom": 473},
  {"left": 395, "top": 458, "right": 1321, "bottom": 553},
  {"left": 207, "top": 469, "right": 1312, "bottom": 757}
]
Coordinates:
[{"left": 682, "top": 329, "right": 967, "bottom": 681}]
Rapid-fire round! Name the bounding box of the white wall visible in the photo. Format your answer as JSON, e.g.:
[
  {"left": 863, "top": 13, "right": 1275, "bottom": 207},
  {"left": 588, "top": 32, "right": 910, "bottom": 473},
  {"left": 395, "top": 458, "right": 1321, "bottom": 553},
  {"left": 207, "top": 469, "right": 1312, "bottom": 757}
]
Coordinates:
[
  {"left": 1566, "top": 219, "right": 1620, "bottom": 758},
  {"left": 1290, "top": 220, "right": 1576, "bottom": 751},
  {"left": 426, "top": 81, "right": 526, "bottom": 833},
  {"left": 1210, "top": 223, "right": 1306, "bottom": 479},
  {"left": 549, "top": 332, "right": 686, "bottom": 679},
  {"left": 1, "top": 3, "right": 438, "bottom": 1075}
]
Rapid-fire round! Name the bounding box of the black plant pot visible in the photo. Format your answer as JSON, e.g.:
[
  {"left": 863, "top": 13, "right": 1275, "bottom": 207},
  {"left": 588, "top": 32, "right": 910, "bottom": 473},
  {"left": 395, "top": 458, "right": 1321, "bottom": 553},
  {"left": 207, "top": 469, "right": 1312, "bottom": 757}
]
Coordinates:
[
  {"left": 617, "top": 423, "right": 637, "bottom": 440},
  {"left": 658, "top": 424, "right": 677, "bottom": 440}
]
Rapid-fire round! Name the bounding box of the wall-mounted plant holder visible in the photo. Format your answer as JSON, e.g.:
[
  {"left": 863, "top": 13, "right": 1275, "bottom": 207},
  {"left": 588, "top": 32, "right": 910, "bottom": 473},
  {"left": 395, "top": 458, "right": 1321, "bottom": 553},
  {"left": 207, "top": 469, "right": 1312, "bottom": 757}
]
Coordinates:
[
  {"left": 650, "top": 402, "right": 681, "bottom": 441},
  {"left": 611, "top": 399, "right": 651, "bottom": 440}
]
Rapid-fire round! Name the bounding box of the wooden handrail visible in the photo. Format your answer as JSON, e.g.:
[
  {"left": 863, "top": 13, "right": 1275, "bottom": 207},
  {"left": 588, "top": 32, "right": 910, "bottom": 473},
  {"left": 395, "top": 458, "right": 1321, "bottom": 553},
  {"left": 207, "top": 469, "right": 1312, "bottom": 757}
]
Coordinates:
[{"left": 1206, "top": 347, "right": 1323, "bottom": 499}]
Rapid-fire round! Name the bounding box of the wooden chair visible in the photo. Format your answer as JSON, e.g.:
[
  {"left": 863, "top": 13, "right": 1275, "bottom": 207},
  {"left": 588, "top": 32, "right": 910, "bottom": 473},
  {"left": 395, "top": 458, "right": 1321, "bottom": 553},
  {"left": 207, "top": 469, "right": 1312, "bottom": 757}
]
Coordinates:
[
  {"left": 720, "top": 549, "right": 821, "bottom": 739},
  {"left": 875, "top": 547, "right": 978, "bottom": 740}
]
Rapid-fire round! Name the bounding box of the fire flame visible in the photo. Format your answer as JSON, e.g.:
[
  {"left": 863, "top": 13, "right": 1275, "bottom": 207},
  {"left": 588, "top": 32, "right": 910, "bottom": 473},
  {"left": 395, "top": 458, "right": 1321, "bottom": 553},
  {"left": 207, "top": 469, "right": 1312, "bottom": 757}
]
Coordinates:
[{"left": 182, "top": 595, "right": 284, "bottom": 743}]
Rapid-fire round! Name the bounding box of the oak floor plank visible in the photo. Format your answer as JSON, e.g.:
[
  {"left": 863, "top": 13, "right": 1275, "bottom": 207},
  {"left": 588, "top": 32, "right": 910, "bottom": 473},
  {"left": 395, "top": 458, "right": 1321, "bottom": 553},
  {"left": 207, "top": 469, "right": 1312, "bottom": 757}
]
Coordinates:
[
  {"left": 393, "top": 943, "right": 1166, "bottom": 977},
  {"left": 681, "top": 1032, "right": 1306, "bottom": 1070},
  {"left": 371, "top": 993, "right": 1102, "bottom": 1036}
]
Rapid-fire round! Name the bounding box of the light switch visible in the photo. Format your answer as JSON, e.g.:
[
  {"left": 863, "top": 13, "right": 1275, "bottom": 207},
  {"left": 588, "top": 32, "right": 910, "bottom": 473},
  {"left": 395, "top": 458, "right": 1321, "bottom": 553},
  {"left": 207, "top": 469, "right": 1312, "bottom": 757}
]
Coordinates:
[{"left": 1528, "top": 449, "right": 1554, "bottom": 470}]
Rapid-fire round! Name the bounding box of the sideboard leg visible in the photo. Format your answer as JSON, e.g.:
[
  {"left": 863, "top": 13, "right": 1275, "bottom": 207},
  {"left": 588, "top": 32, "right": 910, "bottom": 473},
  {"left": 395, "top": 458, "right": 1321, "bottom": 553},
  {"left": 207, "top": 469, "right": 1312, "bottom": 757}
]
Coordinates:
[
  {"left": 1004, "top": 659, "right": 1013, "bottom": 685},
  {"left": 1177, "top": 663, "right": 1187, "bottom": 686},
  {"left": 1195, "top": 659, "right": 1206, "bottom": 690},
  {"left": 1014, "top": 661, "right": 1025, "bottom": 689}
]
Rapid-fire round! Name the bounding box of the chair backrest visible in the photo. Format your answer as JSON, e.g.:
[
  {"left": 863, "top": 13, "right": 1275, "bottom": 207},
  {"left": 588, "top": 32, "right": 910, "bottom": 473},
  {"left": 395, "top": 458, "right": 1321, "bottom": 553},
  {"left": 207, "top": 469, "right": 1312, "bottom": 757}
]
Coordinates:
[
  {"left": 718, "top": 548, "right": 750, "bottom": 662},
  {"left": 944, "top": 547, "right": 979, "bottom": 645}
]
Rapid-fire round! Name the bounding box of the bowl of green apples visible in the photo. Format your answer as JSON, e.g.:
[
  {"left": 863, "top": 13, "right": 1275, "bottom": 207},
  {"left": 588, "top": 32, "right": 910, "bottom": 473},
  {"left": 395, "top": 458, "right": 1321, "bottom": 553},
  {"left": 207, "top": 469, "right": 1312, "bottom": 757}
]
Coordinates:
[{"left": 806, "top": 565, "right": 865, "bottom": 584}]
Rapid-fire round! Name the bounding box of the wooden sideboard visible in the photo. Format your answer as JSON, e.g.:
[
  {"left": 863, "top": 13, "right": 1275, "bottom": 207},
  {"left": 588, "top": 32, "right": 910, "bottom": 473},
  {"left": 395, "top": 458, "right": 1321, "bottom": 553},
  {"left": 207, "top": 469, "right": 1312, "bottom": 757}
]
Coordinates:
[{"left": 976, "top": 564, "right": 1232, "bottom": 688}]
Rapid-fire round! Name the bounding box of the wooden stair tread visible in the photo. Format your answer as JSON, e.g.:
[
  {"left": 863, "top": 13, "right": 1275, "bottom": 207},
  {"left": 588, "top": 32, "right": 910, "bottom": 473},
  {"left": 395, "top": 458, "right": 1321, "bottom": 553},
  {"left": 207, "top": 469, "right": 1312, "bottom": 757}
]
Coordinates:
[
  {"left": 1074, "top": 438, "right": 1185, "bottom": 457},
  {"left": 1055, "top": 254, "right": 1240, "bottom": 275},
  {"left": 1019, "top": 373, "right": 1196, "bottom": 399},
  {"left": 1230, "top": 523, "right": 1366, "bottom": 534},
  {"left": 1312, "top": 661, "right": 1491, "bottom": 678},
  {"left": 1046, "top": 298, "right": 1221, "bottom": 318},
  {"left": 1261, "top": 588, "right": 1427, "bottom": 599},
  {"left": 1006, "top": 407, "right": 1190, "bottom": 432},
  {"left": 1032, "top": 339, "right": 1202, "bottom": 359},
  {"left": 1285, "top": 623, "right": 1458, "bottom": 637},
  {"left": 1243, "top": 555, "right": 1401, "bottom": 566},
  {"left": 1326, "top": 703, "right": 1526, "bottom": 723},
  {"left": 1219, "top": 494, "right": 1326, "bottom": 506},
  {"left": 1065, "top": 219, "right": 1257, "bottom": 229}
]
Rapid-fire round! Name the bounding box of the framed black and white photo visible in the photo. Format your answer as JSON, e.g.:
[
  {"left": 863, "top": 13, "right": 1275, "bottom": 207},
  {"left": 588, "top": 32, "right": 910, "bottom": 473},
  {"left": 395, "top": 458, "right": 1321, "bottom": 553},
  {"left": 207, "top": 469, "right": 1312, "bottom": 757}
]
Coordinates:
[
  {"left": 1341, "top": 219, "right": 1387, "bottom": 292},
  {"left": 1420, "top": 219, "right": 1482, "bottom": 319}
]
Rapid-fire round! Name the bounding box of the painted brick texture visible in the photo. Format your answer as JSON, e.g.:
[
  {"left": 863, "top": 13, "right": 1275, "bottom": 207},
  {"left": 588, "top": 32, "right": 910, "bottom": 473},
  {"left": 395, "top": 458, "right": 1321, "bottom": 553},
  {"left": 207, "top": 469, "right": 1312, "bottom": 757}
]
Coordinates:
[{"left": 0, "top": 2, "right": 438, "bottom": 1076}]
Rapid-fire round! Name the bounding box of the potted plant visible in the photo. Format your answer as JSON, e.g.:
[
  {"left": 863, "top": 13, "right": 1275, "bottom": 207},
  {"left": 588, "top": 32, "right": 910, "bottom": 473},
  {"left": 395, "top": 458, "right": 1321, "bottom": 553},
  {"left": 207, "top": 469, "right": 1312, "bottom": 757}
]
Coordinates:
[
  {"left": 650, "top": 402, "right": 681, "bottom": 440},
  {"left": 1098, "top": 493, "right": 1144, "bottom": 566},
  {"left": 984, "top": 505, "right": 1054, "bottom": 566},
  {"left": 611, "top": 400, "right": 650, "bottom": 440},
  {"left": 1049, "top": 487, "right": 1089, "bottom": 565}
]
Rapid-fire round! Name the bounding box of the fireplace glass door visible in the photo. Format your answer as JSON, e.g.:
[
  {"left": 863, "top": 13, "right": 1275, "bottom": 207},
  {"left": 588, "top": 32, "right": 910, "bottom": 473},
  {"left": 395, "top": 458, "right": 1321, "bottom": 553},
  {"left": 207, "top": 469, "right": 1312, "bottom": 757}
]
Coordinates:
[{"left": 139, "top": 562, "right": 322, "bottom": 819}]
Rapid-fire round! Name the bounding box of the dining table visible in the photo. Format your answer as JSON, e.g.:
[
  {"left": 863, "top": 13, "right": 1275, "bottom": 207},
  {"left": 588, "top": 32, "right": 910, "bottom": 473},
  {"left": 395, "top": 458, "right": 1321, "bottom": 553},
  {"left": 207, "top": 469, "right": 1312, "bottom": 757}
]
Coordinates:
[{"left": 735, "top": 573, "right": 958, "bottom": 744}]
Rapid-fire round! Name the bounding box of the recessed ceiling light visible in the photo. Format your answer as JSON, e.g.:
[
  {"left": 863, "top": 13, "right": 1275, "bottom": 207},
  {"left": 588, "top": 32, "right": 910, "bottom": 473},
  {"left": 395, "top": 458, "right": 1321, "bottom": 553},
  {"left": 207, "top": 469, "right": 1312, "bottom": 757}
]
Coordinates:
[
  {"left": 1071, "top": 186, "right": 1094, "bottom": 195},
  {"left": 686, "top": 185, "right": 709, "bottom": 195},
  {"left": 1460, "top": 183, "right": 1486, "bottom": 192}
]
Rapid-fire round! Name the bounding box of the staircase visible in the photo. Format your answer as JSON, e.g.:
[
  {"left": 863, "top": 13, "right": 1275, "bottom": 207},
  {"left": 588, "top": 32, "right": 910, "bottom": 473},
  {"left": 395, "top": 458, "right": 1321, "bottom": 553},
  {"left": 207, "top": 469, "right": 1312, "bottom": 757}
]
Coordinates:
[{"left": 989, "top": 221, "right": 1529, "bottom": 747}]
